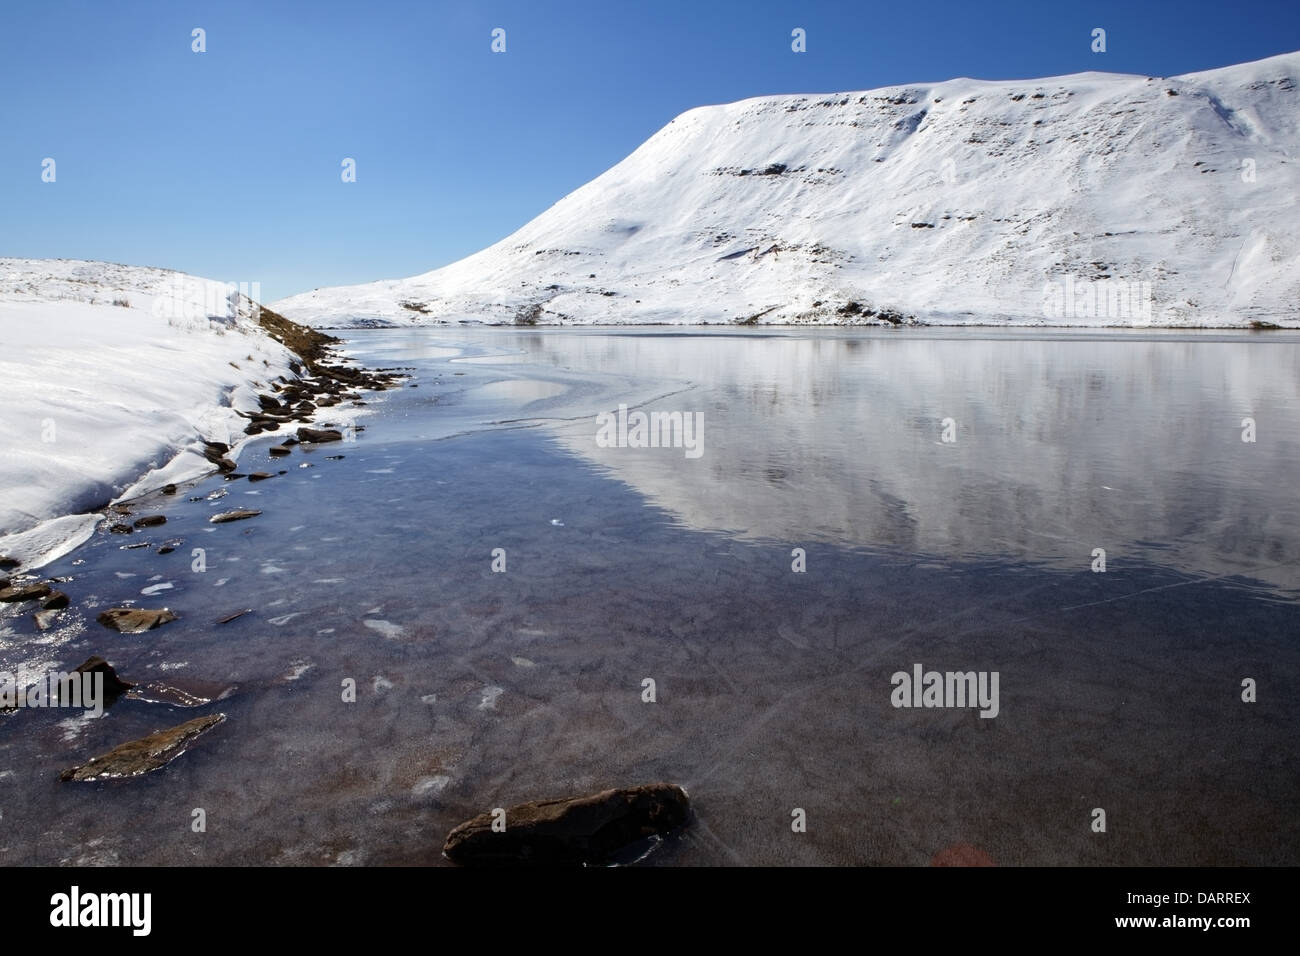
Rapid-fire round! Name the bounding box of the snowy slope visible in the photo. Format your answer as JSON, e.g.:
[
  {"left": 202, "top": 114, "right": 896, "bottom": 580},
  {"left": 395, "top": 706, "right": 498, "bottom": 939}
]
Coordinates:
[
  {"left": 0, "top": 259, "right": 338, "bottom": 563},
  {"left": 274, "top": 51, "right": 1300, "bottom": 328}
]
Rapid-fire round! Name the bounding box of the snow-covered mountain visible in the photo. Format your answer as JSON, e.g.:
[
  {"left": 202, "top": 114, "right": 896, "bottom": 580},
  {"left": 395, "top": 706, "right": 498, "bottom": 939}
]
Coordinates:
[
  {"left": 274, "top": 51, "right": 1300, "bottom": 328},
  {"left": 0, "top": 259, "right": 352, "bottom": 563}
]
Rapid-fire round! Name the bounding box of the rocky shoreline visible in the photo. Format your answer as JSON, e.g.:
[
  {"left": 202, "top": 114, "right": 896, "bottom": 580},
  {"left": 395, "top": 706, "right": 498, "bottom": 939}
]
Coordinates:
[
  {"left": 1, "top": 314, "right": 703, "bottom": 867},
  {"left": 0, "top": 309, "right": 409, "bottom": 790}
]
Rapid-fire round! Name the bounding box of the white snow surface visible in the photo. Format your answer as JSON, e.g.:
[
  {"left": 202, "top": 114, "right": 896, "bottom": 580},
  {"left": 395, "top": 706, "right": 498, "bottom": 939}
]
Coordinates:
[
  {"left": 0, "top": 259, "right": 348, "bottom": 564},
  {"left": 273, "top": 51, "right": 1300, "bottom": 328}
]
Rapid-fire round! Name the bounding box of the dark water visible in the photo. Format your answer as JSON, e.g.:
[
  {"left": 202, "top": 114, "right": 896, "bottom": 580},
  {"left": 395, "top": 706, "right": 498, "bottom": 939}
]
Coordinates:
[{"left": 1, "top": 327, "right": 1297, "bottom": 865}]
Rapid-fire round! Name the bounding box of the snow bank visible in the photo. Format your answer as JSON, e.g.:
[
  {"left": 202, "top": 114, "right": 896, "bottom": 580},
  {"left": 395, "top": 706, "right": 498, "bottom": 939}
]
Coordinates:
[
  {"left": 0, "top": 259, "right": 341, "bottom": 566},
  {"left": 272, "top": 51, "right": 1300, "bottom": 328}
]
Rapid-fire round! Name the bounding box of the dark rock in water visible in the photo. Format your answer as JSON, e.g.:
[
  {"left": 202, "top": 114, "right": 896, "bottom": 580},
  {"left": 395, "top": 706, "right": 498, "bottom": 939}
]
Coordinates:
[
  {"left": 443, "top": 783, "right": 691, "bottom": 867},
  {"left": 215, "top": 608, "right": 251, "bottom": 625},
  {"left": 158, "top": 545, "right": 175, "bottom": 554},
  {"left": 222, "top": 473, "right": 247, "bottom": 481},
  {"left": 41, "top": 590, "right": 69, "bottom": 610},
  {"left": 297, "top": 426, "right": 344, "bottom": 443},
  {"left": 133, "top": 515, "right": 167, "bottom": 528},
  {"left": 247, "top": 472, "right": 273, "bottom": 482},
  {"left": 215, "top": 457, "right": 238, "bottom": 472},
  {"left": 109, "top": 523, "right": 133, "bottom": 534},
  {"left": 123, "top": 541, "right": 150, "bottom": 550},
  {"left": 162, "top": 484, "right": 178, "bottom": 495},
  {"left": 209, "top": 509, "right": 262, "bottom": 524},
  {"left": 0, "top": 582, "right": 52, "bottom": 603},
  {"left": 59, "top": 713, "right": 225, "bottom": 781},
  {"left": 73, "top": 656, "right": 135, "bottom": 697},
  {"left": 0, "top": 556, "right": 20, "bottom": 571},
  {"left": 325, "top": 455, "right": 345, "bottom": 461},
  {"left": 268, "top": 445, "right": 292, "bottom": 456},
  {"left": 96, "top": 607, "right": 178, "bottom": 634}
]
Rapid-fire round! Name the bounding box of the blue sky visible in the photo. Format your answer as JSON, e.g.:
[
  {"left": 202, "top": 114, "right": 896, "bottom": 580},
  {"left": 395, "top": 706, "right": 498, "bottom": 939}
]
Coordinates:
[{"left": 2, "top": 0, "right": 1297, "bottom": 301}]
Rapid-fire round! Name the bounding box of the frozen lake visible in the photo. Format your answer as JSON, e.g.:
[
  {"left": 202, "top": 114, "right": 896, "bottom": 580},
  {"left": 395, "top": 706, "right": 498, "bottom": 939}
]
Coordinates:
[{"left": 2, "top": 327, "right": 1298, "bottom": 865}]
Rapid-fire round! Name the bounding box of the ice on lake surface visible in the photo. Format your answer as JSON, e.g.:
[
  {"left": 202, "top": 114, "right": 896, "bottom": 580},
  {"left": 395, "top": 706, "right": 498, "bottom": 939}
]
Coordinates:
[{"left": 1, "top": 327, "right": 1297, "bottom": 865}]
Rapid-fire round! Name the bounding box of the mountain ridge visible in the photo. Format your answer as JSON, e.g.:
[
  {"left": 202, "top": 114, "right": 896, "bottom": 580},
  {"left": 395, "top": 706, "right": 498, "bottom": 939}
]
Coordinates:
[{"left": 272, "top": 50, "right": 1300, "bottom": 328}]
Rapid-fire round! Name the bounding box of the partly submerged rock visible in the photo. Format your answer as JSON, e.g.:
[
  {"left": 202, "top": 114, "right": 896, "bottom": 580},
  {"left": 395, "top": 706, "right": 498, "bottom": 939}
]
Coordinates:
[
  {"left": 129, "top": 677, "right": 236, "bottom": 708},
  {"left": 133, "top": 515, "right": 167, "bottom": 528},
  {"left": 96, "top": 607, "right": 178, "bottom": 633},
  {"left": 33, "top": 609, "right": 62, "bottom": 631},
  {"left": 268, "top": 445, "right": 292, "bottom": 456},
  {"left": 73, "top": 656, "right": 135, "bottom": 698},
  {"left": 209, "top": 509, "right": 262, "bottom": 524},
  {"left": 0, "top": 581, "right": 52, "bottom": 603},
  {"left": 443, "top": 783, "right": 691, "bottom": 867},
  {"left": 59, "top": 713, "right": 225, "bottom": 782},
  {"left": 41, "top": 590, "right": 69, "bottom": 610},
  {"left": 297, "top": 427, "right": 343, "bottom": 443}
]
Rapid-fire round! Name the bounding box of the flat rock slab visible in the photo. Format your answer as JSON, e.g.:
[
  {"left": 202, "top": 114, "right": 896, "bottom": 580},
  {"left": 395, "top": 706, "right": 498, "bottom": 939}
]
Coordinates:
[
  {"left": 60, "top": 713, "right": 225, "bottom": 782},
  {"left": 129, "top": 678, "right": 236, "bottom": 708},
  {"left": 0, "top": 582, "right": 52, "bottom": 603},
  {"left": 297, "top": 427, "right": 343, "bottom": 443},
  {"left": 96, "top": 608, "right": 178, "bottom": 633},
  {"left": 443, "top": 783, "right": 691, "bottom": 867},
  {"left": 133, "top": 515, "right": 167, "bottom": 528},
  {"left": 209, "top": 509, "right": 262, "bottom": 524}
]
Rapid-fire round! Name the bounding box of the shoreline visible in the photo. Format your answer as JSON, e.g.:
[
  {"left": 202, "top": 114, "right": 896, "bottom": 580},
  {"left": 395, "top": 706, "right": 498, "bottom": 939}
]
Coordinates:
[
  {"left": 0, "top": 308, "right": 403, "bottom": 572},
  {"left": 308, "top": 319, "right": 1300, "bottom": 332}
]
